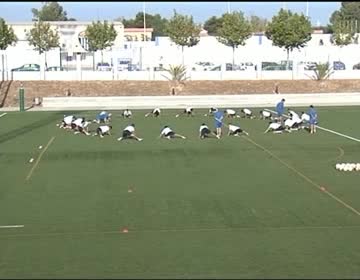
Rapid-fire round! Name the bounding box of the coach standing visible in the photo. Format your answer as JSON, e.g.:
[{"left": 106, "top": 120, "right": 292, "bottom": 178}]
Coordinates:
[
  {"left": 276, "top": 98, "right": 286, "bottom": 123},
  {"left": 214, "top": 109, "right": 224, "bottom": 138}
]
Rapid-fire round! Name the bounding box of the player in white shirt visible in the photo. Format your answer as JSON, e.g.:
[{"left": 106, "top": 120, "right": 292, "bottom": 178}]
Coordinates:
[
  {"left": 122, "top": 109, "right": 132, "bottom": 118},
  {"left": 224, "top": 109, "right": 239, "bottom": 118},
  {"left": 93, "top": 125, "right": 112, "bottom": 138},
  {"left": 145, "top": 108, "right": 161, "bottom": 117},
  {"left": 241, "top": 108, "right": 255, "bottom": 119},
  {"left": 259, "top": 110, "right": 272, "bottom": 120},
  {"left": 264, "top": 121, "right": 286, "bottom": 133},
  {"left": 204, "top": 107, "right": 218, "bottom": 117},
  {"left": 159, "top": 125, "right": 186, "bottom": 139},
  {"left": 71, "top": 117, "right": 85, "bottom": 130},
  {"left": 288, "top": 110, "right": 302, "bottom": 128},
  {"left": 227, "top": 123, "right": 249, "bottom": 136},
  {"left": 176, "top": 107, "right": 194, "bottom": 117},
  {"left": 59, "top": 115, "right": 76, "bottom": 129},
  {"left": 301, "top": 112, "right": 310, "bottom": 123},
  {"left": 199, "top": 123, "right": 219, "bottom": 139},
  {"left": 284, "top": 118, "right": 297, "bottom": 130},
  {"left": 117, "top": 124, "right": 143, "bottom": 141},
  {"left": 74, "top": 120, "right": 91, "bottom": 135}
]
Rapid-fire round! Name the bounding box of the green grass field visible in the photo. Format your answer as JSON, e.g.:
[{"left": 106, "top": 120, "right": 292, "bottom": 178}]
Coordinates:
[{"left": 1, "top": 107, "right": 360, "bottom": 279}]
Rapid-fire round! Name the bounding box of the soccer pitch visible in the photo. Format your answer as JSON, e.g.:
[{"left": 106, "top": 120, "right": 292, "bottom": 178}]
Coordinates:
[{"left": 0, "top": 107, "right": 360, "bottom": 279}]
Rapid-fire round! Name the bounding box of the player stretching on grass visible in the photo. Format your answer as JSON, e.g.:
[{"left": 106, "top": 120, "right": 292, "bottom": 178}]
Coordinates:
[
  {"left": 94, "top": 111, "right": 112, "bottom": 124},
  {"left": 224, "top": 109, "right": 240, "bottom": 118},
  {"left": 264, "top": 121, "right": 286, "bottom": 134},
  {"left": 228, "top": 123, "right": 249, "bottom": 136},
  {"left": 259, "top": 110, "right": 272, "bottom": 120},
  {"left": 117, "top": 124, "right": 143, "bottom": 141},
  {"left": 199, "top": 123, "right": 220, "bottom": 139},
  {"left": 204, "top": 107, "right": 218, "bottom": 117},
  {"left": 241, "top": 108, "right": 255, "bottom": 119},
  {"left": 159, "top": 126, "right": 186, "bottom": 140},
  {"left": 176, "top": 107, "right": 194, "bottom": 117},
  {"left": 59, "top": 115, "right": 76, "bottom": 129},
  {"left": 122, "top": 109, "right": 132, "bottom": 118},
  {"left": 93, "top": 125, "right": 112, "bottom": 138},
  {"left": 145, "top": 108, "right": 161, "bottom": 117}
]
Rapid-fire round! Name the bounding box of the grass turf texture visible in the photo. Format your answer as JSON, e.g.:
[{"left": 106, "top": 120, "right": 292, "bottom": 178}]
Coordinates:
[{"left": 0, "top": 107, "right": 360, "bottom": 279}]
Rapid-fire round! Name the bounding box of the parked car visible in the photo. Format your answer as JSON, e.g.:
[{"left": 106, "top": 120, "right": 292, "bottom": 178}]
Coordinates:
[
  {"left": 262, "top": 61, "right": 292, "bottom": 71},
  {"left": 127, "top": 64, "right": 141, "bottom": 71},
  {"left": 46, "top": 66, "right": 65, "bottom": 71},
  {"left": 353, "top": 62, "right": 360, "bottom": 70},
  {"left": 11, "top": 64, "right": 40, "bottom": 71},
  {"left": 333, "top": 61, "right": 345, "bottom": 70},
  {"left": 96, "top": 62, "right": 112, "bottom": 71},
  {"left": 299, "top": 61, "right": 317, "bottom": 70},
  {"left": 192, "top": 62, "right": 216, "bottom": 71}
]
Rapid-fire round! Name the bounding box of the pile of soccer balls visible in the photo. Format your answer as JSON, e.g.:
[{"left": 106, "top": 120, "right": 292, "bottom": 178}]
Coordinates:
[{"left": 335, "top": 163, "right": 360, "bottom": 171}]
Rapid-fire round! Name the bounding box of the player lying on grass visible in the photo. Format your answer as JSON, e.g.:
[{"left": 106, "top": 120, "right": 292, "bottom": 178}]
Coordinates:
[
  {"left": 71, "top": 117, "right": 86, "bottom": 130},
  {"left": 176, "top": 107, "right": 194, "bottom": 117},
  {"left": 241, "top": 108, "right": 255, "bottom": 119},
  {"left": 145, "top": 108, "right": 161, "bottom": 117},
  {"left": 227, "top": 123, "right": 249, "bottom": 136},
  {"left": 264, "top": 121, "right": 287, "bottom": 134},
  {"left": 117, "top": 124, "right": 143, "bottom": 141},
  {"left": 122, "top": 109, "right": 132, "bottom": 118},
  {"left": 199, "top": 123, "right": 220, "bottom": 139},
  {"left": 224, "top": 109, "right": 240, "bottom": 118},
  {"left": 94, "top": 111, "right": 112, "bottom": 124},
  {"left": 204, "top": 107, "right": 218, "bottom": 117},
  {"left": 259, "top": 110, "right": 272, "bottom": 120},
  {"left": 93, "top": 125, "right": 112, "bottom": 138},
  {"left": 159, "top": 125, "right": 186, "bottom": 139},
  {"left": 59, "top": 115, "right": 76, "bottom": 129}
]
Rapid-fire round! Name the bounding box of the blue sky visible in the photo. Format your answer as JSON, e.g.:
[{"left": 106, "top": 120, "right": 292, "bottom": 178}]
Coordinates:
[{"left": 0, "top": 2, "right": 340, "bottom": 26}]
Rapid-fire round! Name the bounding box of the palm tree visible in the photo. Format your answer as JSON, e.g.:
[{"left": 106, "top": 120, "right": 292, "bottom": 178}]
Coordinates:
[
  {"left": 310, "top": 62, "right": 334, "bottom": 81},
  {"left": 162, "top": 65, "right": 189, "bottom": 95}
]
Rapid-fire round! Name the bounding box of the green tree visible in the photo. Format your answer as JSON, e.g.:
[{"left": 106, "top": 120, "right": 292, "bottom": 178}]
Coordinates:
[
  {"left": 216, "top": 11, "right": 252, "bottom": 67},
  {"left": 119, "top": 12, "right": 168, "bottom": 40},
  {"left": 85, "top": 21, "right": 117, "bottom": 64},
  {"left": 328, "top": 2, "right": 360, "bottom": 33},
  {"left": 203, "top": 16, "right": 223, "bottom": 36},
  {"left": 331, "top": 19, "right": 357, "bottom": 46},
  {"left": 265, "top": 9, "right": 311, "bottom": 69},
  {"left": 249, "top": 15, "right": 268, "bottom": 33},
  {"left": 166, "top": 10, "right": 201, "bottom": 65},
  {"left": 32, "top": 2, "right": 76, "bottom": 21},
  {"left": 0, "top": 18, "right": 17, "bottom": 80},
  {"left": 26, "top": 21, "right": 59, "bottom": 67}
]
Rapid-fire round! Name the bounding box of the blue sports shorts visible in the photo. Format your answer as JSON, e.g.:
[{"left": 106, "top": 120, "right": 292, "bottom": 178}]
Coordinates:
[{"left": 215, "top": 121, "right": 222, "bottom": 128}]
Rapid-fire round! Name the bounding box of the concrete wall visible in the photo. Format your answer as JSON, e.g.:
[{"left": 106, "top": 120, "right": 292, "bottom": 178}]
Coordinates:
[{"left": 41, "top": 92, "right": 360, "bottom": 110}]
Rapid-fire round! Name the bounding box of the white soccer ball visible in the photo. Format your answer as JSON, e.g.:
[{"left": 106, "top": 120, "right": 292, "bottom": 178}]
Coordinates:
[
  {"left": 335, "top": 164, "right": 340, "bottom": 170},
  {"left": 350, "top": 163, "right": 356, "bottom": 169},
  {"left": 339, "top": 165, "right": 345, "bottom": 171}
]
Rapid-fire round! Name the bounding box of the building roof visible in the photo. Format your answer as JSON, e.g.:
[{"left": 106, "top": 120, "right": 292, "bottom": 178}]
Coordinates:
[{"left": 8, "top": 21, "right": 124, "bottom": 27}]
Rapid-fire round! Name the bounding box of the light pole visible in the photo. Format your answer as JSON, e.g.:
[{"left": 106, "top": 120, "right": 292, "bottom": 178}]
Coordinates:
[{"left": 227, "top": 1, "right": 231, "bottom": 13}]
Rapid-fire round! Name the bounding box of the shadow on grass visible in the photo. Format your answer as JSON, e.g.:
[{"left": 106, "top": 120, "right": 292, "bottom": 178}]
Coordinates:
[{"left": 0, "top": 110, "right": 85, "bottom": 144}]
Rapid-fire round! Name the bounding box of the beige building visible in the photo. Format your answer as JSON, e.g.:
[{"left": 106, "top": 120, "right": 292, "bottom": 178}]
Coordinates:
[{"left": 9, "top": 21, "right": 125, "bottom": 52}]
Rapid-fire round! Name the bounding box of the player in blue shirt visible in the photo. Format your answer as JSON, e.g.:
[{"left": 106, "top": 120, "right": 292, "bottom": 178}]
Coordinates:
[
  {"left": 214, "top": 109, "right": 224, "bottom": 138},
  {"left": 308, "top": 105, "right": 318, "bottom": 134},
  {"left": 276, "top": 99, "right": 285, "bottom": 122},
  {"left": 94, "top": 111, "right": 111, "bottom": 124}
]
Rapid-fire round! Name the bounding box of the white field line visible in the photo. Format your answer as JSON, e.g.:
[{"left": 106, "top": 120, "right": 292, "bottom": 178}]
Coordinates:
[
  {"left": 0, "top": 225, "right": 24, "bottom": 229},
  {"left": 0, "top": 113, "right": 7, "bottom": 118},
  {"left": 265, "top": 109, "right": 360, "bottom": 143}
]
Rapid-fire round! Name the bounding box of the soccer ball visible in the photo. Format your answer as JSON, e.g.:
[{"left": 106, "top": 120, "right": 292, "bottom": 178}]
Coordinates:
[{"left": 335, "top": 164, "right": 340, "bottom": 170}]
